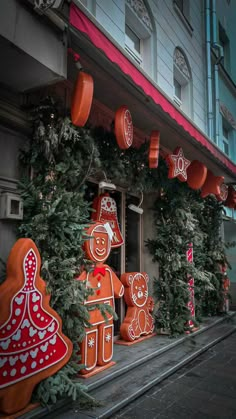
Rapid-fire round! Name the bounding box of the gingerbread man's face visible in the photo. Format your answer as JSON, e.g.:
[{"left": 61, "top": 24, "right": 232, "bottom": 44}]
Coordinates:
[{"left": 84, "top": 223, "right": 111, "bottom": 263}]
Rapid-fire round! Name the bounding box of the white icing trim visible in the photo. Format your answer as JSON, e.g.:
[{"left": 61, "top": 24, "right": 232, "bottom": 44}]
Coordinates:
[
  {"left": 102, "top": 324, "right": 113, "bottom": 363},
  {"left": 84, "top": 329, "right": 98, "bottom": 371}
]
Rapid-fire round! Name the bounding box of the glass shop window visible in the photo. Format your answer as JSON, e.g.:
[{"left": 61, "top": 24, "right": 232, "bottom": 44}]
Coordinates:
[{"left": 125, "top": 195, "right": 141, "bottom": 272}]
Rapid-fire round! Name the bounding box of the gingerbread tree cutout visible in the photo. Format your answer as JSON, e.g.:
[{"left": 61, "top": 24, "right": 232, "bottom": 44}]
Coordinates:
[
  {"left": 0, "top": 238, "right": 73, "bottom": 415},
  {"left": 120, "top": 272, "right": 154, "bottom": 342}
]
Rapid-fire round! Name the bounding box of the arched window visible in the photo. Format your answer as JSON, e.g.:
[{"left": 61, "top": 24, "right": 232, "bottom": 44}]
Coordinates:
[
  {"left": 173, "top": 47, "right": 192, "bottom": 117},
  {"left": 125, "top": 0, "right": 155, "bottom": 77}
]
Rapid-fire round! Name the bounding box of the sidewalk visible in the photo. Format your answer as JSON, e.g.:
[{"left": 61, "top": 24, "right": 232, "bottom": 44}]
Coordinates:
[{"left": 113, "top": 331, "right": 236, "bottom": 419}]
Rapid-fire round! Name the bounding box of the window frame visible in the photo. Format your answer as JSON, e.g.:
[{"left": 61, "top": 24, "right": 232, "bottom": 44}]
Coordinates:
[
  {"left": 125, "top": 2, "right": 154, "bottom": 76},
  {"left": 86, "top": 179, "right": 143, "bottom": 337}
]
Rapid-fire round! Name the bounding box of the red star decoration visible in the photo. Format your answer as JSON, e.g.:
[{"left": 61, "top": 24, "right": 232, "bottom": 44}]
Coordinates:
[
  {"left": 200, "top": 170, "right": 224, "bottom": 198},
  {"left": 166, "top": 147, "right": 191, "bottom": 182}
]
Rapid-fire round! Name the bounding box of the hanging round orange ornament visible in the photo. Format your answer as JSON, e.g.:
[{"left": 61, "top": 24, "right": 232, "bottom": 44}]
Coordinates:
[
  {"left": 71, "top": 71, "right": 94, "bottom": 127},
  {"left": 149, "top": 131, "right": 160, "bottom": 168},
  {"left": 114, "top": 106, "right": 133, "bottom": 149},
  {"left": 187, "top": 160, "right": 207, "bottom": 190}
]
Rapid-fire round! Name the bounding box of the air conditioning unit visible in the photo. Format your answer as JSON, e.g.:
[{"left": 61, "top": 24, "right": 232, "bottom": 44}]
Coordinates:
[{"left": 0, "top": 192, "right": 23, "bottom": 220}]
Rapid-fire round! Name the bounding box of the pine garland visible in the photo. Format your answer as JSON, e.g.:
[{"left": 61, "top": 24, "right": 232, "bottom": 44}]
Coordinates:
[{"left": 17, "top": 97, "right": 233, "bottom": 405}]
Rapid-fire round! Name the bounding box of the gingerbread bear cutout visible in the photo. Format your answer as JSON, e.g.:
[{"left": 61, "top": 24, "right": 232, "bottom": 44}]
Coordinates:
[
  {"left": 77, "top": 222, "right": 124, "bottom": 375},
  {"left": 120, "top": 272, "right": 154, "bottom": 342},
  {"left": 0, "top": 238, "right": 73, "bottom": 415}
]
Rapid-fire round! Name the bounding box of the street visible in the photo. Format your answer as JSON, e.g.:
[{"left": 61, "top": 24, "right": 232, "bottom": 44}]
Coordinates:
[{"left": 113, "top": 332, "right": 236, "bottom": 419}]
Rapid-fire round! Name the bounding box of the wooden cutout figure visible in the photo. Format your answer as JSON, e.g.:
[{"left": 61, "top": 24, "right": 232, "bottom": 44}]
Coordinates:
[
  {"left": 77, "top": 222, "right": 124, "bottom": 375},
  {"left": 200, "top": 170, "right": 224, "bottom": 198},
  {"left": 187, "top": 160, "right": 207, "bottom": 190},
  {"left": 216, "top": 183, "right": 228, "bottom": 202},
  {"left": 92, "top": 193, "right": 124, "bottom": 248},
  {"left": 71, "top": 71, "right": 94, "bottom": 127},
  {"left": 120, "top": 272, "right": 154, "bottom": 342},
  {"left": 115, "top": 106, "right": 133, "bottom": 149},
  {"left": 185, "top": 244, "right": 196, "bottom": 332},
  {"left": 166, "top": 147, "right": 191, "bottom": 182},
  {"left": 149, "top": 131, "right": 160, "bottom": 169},
  {"left": 0, "top": 238, "right": 73, "bottom": 415},
  {"left": 224, "top": 185, "right": 236, "bottom": 208}
]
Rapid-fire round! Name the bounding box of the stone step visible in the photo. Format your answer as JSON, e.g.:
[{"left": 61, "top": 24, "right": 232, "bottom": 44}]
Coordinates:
[
  {"left": 54, "top": 314, "right": 236, "bottom": 419},
  {"left": 20, "top": 313, "right": 236, "bottom": 419}
]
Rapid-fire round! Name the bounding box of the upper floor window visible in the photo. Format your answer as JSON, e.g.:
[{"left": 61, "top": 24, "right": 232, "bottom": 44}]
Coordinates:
[
  {"left": 219, "top": 23, "right": 230, "bottom": 74},
  {"left": 125, "top": 0, "right": 154, "bottom": 76},
  {"left": 173, "top": 0, "right": 193, "bottom": 35},
  {"left": 78, "top": 0, "right": 95, "bottom": 14},
  {"left": 220, "top": 103, "right": 236, "bottom": 160},
  {"left": 222, "top": 123, "right": 229, "bottom": 155},
  {"left": 125, "top": 24, "right": 142, "bottom": 65},
  {"left": 173, "top": 48, "right": 192, "bottom": 116}
]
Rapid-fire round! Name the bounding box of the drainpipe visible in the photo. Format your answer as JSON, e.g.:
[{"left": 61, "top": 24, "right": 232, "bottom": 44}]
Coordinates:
[
  {"left": 211, "top": 0, "right": 224, "bottom": 147},
  {"left": 205, "top": 0, "right": 213, "bottom": 139}
]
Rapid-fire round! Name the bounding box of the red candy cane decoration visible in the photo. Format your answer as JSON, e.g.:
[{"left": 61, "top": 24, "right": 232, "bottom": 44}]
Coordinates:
[{"left": 186, "top": 243, "right": 195, "bottom": 331}]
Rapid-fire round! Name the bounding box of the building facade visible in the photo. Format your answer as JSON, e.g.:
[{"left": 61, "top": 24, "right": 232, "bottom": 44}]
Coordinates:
[{"left": 0, "top": 0, "right": 236, "bottom": 310}]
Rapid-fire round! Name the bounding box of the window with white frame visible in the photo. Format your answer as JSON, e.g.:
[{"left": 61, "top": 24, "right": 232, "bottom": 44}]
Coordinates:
[
  {"left": 173, "top": 0, "right": 193, "bottom": 34},
  {"left": 125, "top": 0, "right": 154, "bottom": 76},
  {"left": 219, "top": 23, "right": 230, "bottom": 74},
  {"left": 78, "top": 0, "right": 95, "bottom": 14},
  {"left": 222, "top": 124, "right": 229, "bottom": 156},
  {"left": 173, "top": 47, "right": 192, "bottom": 116}
]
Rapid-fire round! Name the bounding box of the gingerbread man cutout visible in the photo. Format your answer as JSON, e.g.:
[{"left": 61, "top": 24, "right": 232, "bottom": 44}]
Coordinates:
[
  {"left": 77, "top": 222, "right": 124, "bottom": 375},
  {"left": 0, "top": 238, "right": 73, "bottom": 415},
  {"left": 120, "top": 272, "right": 154, "bottom": 342}
]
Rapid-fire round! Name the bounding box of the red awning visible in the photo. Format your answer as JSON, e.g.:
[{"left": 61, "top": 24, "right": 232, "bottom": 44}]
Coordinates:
[{"left": 70, "top": 3, "right": 236, "bottom": 175}]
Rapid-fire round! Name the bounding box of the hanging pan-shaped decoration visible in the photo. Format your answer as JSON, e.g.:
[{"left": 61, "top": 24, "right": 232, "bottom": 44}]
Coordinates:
[
  {"left": 149, "top": 131, "right": 160, "bottom": 169},
  {"left": 187, "top": 160, "right": 207, "bottom": 190},
  {"left": 71, "top": 71, "right": 94, "bottom": 127},
  {"left": 114, "top": 106, "right": 133, "bottom": 149}
]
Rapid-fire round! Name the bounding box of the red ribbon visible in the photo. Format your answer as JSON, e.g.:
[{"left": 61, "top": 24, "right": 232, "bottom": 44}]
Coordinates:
[{"left": 93, "top": 267, "right": 106, "bottom": 277}]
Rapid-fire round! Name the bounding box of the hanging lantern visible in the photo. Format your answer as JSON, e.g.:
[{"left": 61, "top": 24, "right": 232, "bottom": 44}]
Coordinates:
[
  {"left": 187, "top": 160, "right": 207, "bottom": 190},
  {"left": 149, "top": 131, "right": 160, "bottom": 169},
  {"left": 166, "top": 147, "right": 191, "bottom": 182},
  {"left": 114, "top": 106, "right": 133, "bottom": 149},
  {"left": 200, "top": 170, "right": 224, "bottom": 198},
  {"left": 71, "top": 71, "right": 94, "bottom": 127}
]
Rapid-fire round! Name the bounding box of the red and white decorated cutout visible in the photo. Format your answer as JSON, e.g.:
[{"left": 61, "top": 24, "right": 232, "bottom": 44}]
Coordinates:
[
  {"left": 224, "top": 185, "right": 236, "bottom": 208},
  {"left": 186, "top": 243, "right": 195, "bottom": 331},
  {"left": 77, "top": 222, "right": 124, "bottom": 375},
  {"left": 120, "top": 272, "right": 154, "bottom": 342},
  {"left": 0, "top": 238, "right": 72, "bottom": 414},
  {"left": 92, "top": 193, "right": 124, "bottom": 248},
  {"left": 166, "top": 147, "right": 191, "bottom": 182},
  {"left": 216, "top": 183, "right": 228, "bottom": 202},
  {"left": 114, "top": 106, "right": 133, "bottom": 149},
  {"left": 149, "top": 131, "right": 160, "bottom": 169}
]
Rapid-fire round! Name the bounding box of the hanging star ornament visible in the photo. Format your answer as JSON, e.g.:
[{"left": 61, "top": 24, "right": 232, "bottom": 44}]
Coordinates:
[{"left": 166, "top": 147, "right": 191, "bottom": 182}]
